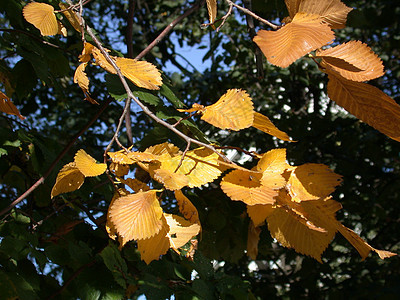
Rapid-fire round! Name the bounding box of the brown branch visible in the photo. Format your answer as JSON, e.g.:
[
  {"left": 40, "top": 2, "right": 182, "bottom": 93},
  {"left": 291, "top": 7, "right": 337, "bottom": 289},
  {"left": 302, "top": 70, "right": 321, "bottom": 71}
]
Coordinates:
[
  {"left": 135, "top": 0, "right": 206, "bottom": 60},
  {"left": 0, "top": 98, "right": 112, "bottom": 217}
]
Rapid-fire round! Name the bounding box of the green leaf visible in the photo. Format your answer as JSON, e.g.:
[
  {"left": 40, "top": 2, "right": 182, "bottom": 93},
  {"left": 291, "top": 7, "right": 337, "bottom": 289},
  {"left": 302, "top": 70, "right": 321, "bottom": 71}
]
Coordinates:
[
  {"left": 3, "top": 140, "right": 21, "bottom": 147},
  {"left": 100, "top": 243, "right": 129, "bottom": 288},
  {"left": 159, "top": 79, "right": 185, "bottom": 108},
  {"left": 0, "top": 148, "right": 7, "bottom": 156}
]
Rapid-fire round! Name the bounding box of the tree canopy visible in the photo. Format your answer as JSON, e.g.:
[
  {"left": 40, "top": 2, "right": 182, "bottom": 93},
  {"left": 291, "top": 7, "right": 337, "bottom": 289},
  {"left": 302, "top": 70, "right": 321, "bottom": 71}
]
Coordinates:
[{"left": 0, "top": 0, "right": 399, "bottom": 299}]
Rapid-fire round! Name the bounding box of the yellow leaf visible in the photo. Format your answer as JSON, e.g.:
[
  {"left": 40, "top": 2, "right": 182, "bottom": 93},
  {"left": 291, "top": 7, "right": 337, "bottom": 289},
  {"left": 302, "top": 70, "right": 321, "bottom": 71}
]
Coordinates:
[
  {"left": 153, "top": 169, "right": 189, "bottom": 191},
  {"left": 79, "top": 43, "right": 94, "bottom": 63},
  {"left": 201, "top": 89, "right": 254, "bottom": 130},
  {"left": 108, "top": 190, "right": 164, "bottom": 241},
  {"left": 254, "top": 13, "right": 334, "bottom": 68},
  {"left": 206, "top": 0, "right": 217, "bottom": 25},
  {"left": 317, "top": 41, "right": 384, "bottom": 81},
  {"left": 165, "top": 214, "right": 201, "bottom": 250},
  {"left": 298, "top": 0, "right": 353, "bottom": 29},
  {"left": 0, "top": 91, "right": 25, "bottom": 120},
  {"left": 109, "top": 162, "right": 130, "bottom": 177},
  {"left": 252, "top": 112, "right": 293, "bottom": 141},
  {"left": 115, "top": 58, "right": 162, "bottom": 90},
  {"left": 175, "top": 190, "right": 200, "bottom": 224},
  {"left": 247, "top": 204, "right": 274, "bottom": 227},
  {"left": 51, "top": 162, "right": 85, "bottom": 198},
  {"left": 106, "top": 189, "right": 130, "bottom": 242},
  {"left": 144, "top": 142, "right": 181, "bottom": 157},
  {"left": 108, "top": 150, "right": 135, "bottom": 165},
  {"left": 326, "top": 71, "right": 400, "bottom": 142},
  {"left": 119, "top": 178, "right": 150, "bottom": 193},
  {"left": 23, "top": 2, "right": 59, "bottom": 36},
  {"left": 59, "top": 3, "right": 82, "bottom": 32},
  {"left": 247, "top": 222, "right": 261, "bottom": 260},
  {"left": 221, "top": 170, "right": 278, "bottom": 205},
  {"left": 92, "top": 47, "right": 116, "bottom": 74},
  {"left": 74, "top": 149, "right": 107, "bottom": 177},
  {"left": 73, "top": 62, "right": 98, "bottom": 104},
  {"left": 287, "top": 163, "right": 342, "bottom": 201},
  {"left": 57, "top": 21, "right": 67, "bottom": 37},
  {"left": 337, "top": 223, "right": 397, "bottom": 260},
  {"left": 257, "top": 148, "right": 290, "bottom": 173},
  {"left": 177, "top": 103, "right": 205, "bottom": 114},
  {"left": 284, "top": 0, "right": 302, "bottom": 19},
  {"left": 137, "top": 216, "right": 170, "bottom": 264},
  {"left": 127, "top": 151, "right": 159, "bottom": 162}
]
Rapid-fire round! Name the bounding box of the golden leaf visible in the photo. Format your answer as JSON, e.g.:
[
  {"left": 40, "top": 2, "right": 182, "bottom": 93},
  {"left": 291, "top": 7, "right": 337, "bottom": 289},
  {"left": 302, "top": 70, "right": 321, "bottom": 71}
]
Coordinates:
[
  {"left": 254, "top": 13, "right": 334, "bottom": 68},
  {"left": 247, "top": 222, "right": 261, "bottom": 260},
  {"left": 247, "top": 204, "right": 274, "bottom": 227},
  {"left": 59, "top": 3, "right": 82, "bottom": 32},
  {"left": 79, "top": 43, "right": 94, "bottom": 63},
  {"left": 165, "top": 214, "right": 201, "bottom": 250},
  {"left": 177, "top": 103, "right": 205, "bottom": 114},
  {"left": 175, "top": 190, "right": 200, "bottom": 224},
  {"left": 108, "top": 190, "right": 164, "bottom": 241},
  {"left": 317, "top": 41, "right": 384, "bottom": 81},
  {"left": 252, "top": 112, "right": 292, "bottom": 141},
  {"left": 120, "top": 178, "right": 150, "bottom": 193},
  {"left": 201, "top": 89, "right": 254, "bottom": 130},
  {"left": 153, "top": 169, "right": 189, "bottom": 191},
  {"left": 287, "top": 163, "right": 342, "bottom": 201},
  {"left": 57, "top": 21, "right": 67, "bottom": 37},
  {"left": 257, "top": 148, "right": 290, "bottom": 173},
  {"left": 51, "top": 162, "right": 85, "bottom": 198},
  {"left": 298, "top": 0, "right": 353, "bottom": 29},
  {"left": 127, "top": 151, "right": 159, "bottom": 162},
  {"left": 23, "top": 3, "right": 59, "bottom": 36},
  {"left": 92, "top": 47, "right": 116, "bottom": 73},
  {"left": 0, "top": 91, "right": 25, "bottom": 120},
  {"left": 221, "top": 169, "right": 278, "bottom": 205},
  {"left": 109, "top": 162, "right": 130, "bottom": 177},
  {"left": 144, "top": 142, "right": 181, "bottom": 157},
  {"left": 115, "top": 58, "right": 162, "bottom": 90},
  {"left": 108, "top": 151, "right": 135, "bottom": 165},
  {"left": 74, "top": 149, "right": 107, "bottom": 177},
  {"left": 73, "top": 62, "right": 98, "bottom": 104},
  {"left": 106, "top": 189, "right": 129, "bottom": 242},
  {"left": 206, "top": 0, "right": 217, "bottom": 25},
  {"left": 337, "top": 223, "right": 397, "bottom": 260},
  {"left": 284, "top": 0, "right": 302, "bottom": 19},
  {"left": 137, "top": 216, "right": 170, "bottom": 264},
  {"left": 326, "top": 71, "right": 400, "bottom": 142}
]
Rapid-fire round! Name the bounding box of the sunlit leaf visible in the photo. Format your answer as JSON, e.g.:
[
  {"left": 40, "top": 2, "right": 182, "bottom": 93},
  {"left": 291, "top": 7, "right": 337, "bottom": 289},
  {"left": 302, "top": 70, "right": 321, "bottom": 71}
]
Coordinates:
[
  {"left": 137, "top": 216, "right": 170, "bottom": 264},
  {"left": 247, "top": 204, "right": 274, "bottom": 227},
  {"left": 327, "top": 71, "right": 400, "bottom": 142},
  {"left": 92, "top": 47, "right": 116, "bottom": 74},
  {"left": 109, "top": 162, "right": 130, "bottom": 177},
  {"left": 221, "top": 169, "right": 278, "bottom": 205},
  {"left": 206, "top": 0, "right": 217, "bottom": 25},
  {"left": 257, "top": 148, "right": 290, "bottom": 173},
  {"left": 108, "top": 151, "right": 135, "bottom": 164},
  {"left": 298, "top": 0, "right": 353, "bottom": 29},
  {"left": 127, "top": 151, "right": 159, "bottom": 162},
  {"left": 79, "top": 42, "right": 95, "bottom": 63},
  {"left": 247, "top": 222, "right": 261, "bottom": 260},
  {"left": 119, "top": 178, "right": 150, "bottom": 193},
  {"left": 51, "top": 162, "right": 85, "bottom": 198},
  {"left": 59, "top": 3, "right": 82, "bottom": 32},
  {"left": 201, "top": 89, "right": 254, "bottom": 130},
  {"left": 287, "top": 163, "right": 342, "bottom": 201},
  {"left": 175, "top": 190, "right": 200, "bottom": 224},
  {"left": 23, "top": 2, "right": 59, "bottom": 36},
  {"left": 57, "top": 21, "right": 67, "bottom": 37},
  {"left": 74, "top": 149, "right": 107, "bottom": 177},
  {"left": 165, "top": 214, "right": 201, "bottom": 250},
  {"left": 144, "top": 142, "right": 181, "bottom": 157},
  {"left": 252, "top": 112, "right": 293, "bottom": 141},
  {"left": 73, "top": 62, "right": 97, "bottom": 104},
  {"left": 254, "top": 13, "right": 334, "bottom": 68},
  {"left": 108, "top": 190, "right": 164, "bottom": 241},
  {"left": 0, "top": 91, "right": 25, "bottom": 120},
  {"left": 317, "top": 41, "right": 384, "bottom": 81},
  {"left": 115, "top": 58, "right": 162, "bottom": 90},
  {"left": 153, "top": 169, "right": 189, "bottom": 190},
  {"left": 284, "top": 0, "right": 302, "bottom": 19}
]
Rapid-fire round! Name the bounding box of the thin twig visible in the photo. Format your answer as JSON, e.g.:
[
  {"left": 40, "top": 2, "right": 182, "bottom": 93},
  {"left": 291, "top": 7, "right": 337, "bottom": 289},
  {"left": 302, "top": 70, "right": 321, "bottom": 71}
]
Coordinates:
[
  {"left": 226, "top": 0, "right": 279, "bottom": 30},
  {"left": 0, "top": 98, "right": 112, "bottom": 217},
  {"left": 174, "top": 141, "right": 191, "bottom": 172},
  {"left": 216, "top": 3, "right": 234, "bottom": 31},
  {"left": 215, "top": 145, "right": 259, "bottom": 158}
]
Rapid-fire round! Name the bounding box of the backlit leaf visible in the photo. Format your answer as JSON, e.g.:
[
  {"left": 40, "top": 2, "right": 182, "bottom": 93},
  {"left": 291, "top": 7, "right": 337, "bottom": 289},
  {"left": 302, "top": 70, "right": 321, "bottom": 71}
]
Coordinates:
[
  {"left": 257, "top": 148, "right": 290, "bottom": 173},
  {"left": 127, "top": 151, "right": 159, "bottom": 162},
  {"left": 221, "top": 169, "right": 278, "bottom": 205},
  {"left": 119, "top": 178, "right": 150, "bottom": 193},
  {"left": 59, "top": 3, "right": 82, "bottom": 32},
  {"left": 247, "top": 222, "right": 261, "bottom": 260},
  {"left": 109, "top": 162, "right": 130, "bottom": 177},
  {"left": 252, "top": 112, "right": 292, "bottom": 141},
  {"left": 165, "top": 214, "right": 201, "bottom": 250},
  {"left": 51, "top": 162, "right": 85, "bottom": 198},
  {"left": 92, "top": 47, "right": 116, "bottom": 74},
  {"left": 79, "top": 43, "right": 94, "bottom": 63},
  {"left": 287, "top": 163, "right": 342, "bottom": 201},
  {"left": 144, "top": 142, "right": 181, "bottom": 157},
  {"left": 298, "top": 0, "right": 353, "bottom": 29},
  {"left": 115, "top": 58, "right": 162, "bottom": 90},
  {"left": 317, "top": 41, "right": 384, "bottom": 81},
  {"left": 175, "top": 190, "right": 200, "bottom": 224},
  {"left": 74, "top": 149, "right": 107, "bottom": 177},
  {"left": 206, "top": 0, "right": 217, "bottom": 25},
  {"left": 108, "top": 151, "right": 135, "bottom": 165},
  {"left": 108, "top": 190, "right": 164, "bottom": 241},
  {"left": 73, "top": 62, "right": 97, "bottom": 104},
  {"left": 153, "top": 169, "right": 189, "bottom": 190},
  {"left": 201, "top": 89, "right": 254, "bottom": 130},
  {"left": 254, "top": 13, "right": 334, "bottom": 68},
  {"left": 284, "top": 0, "right": 302, "bottom": 19},
  {"left": 247, "top": 204, "right": 274, "bottom": 227},
  {"left": 327, "top": 71, "right": 400, "bottom": 142},
  {"left": 23, "top": 3, "right": 58, "bottom": 36},
  {"left": 0, "top": 91, "right": 25, "bottom": 120}
]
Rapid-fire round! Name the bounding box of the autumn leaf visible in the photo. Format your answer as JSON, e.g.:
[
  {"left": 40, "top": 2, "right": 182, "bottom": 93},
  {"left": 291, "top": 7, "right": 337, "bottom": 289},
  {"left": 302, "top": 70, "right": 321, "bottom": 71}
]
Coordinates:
[
  {"left": 23, "top": 2, "right": 59, "bottom": 36},
  {"left": 115, "top": 58, "right": 162, "bottom": 90},
  {"left": 0, "top": 91, "right": 25, "bottom": 120},
  {"left": 221, "top": 169, "right": 279, "bottom": 206},
  {"left": 326, "top": 71, "right": 400, "bottom": 142},
  {"left": 247, "top": 222, "right": 261, "bottom": 260},
  {"left": 256, "top": 148, "right": 291, "bottom": 173},
  {"left": 74, "top": 149, "right": 107, "bottom": 177},
  {"left": 57, "top": 21, "right": 67, "bottom": 37},
  {"left": 92, "top": 47, "right": 116, "bottom": 74},
  {"left": 298, "top": 0, "right": 353, "bottom": 29},
  {"left": 284, "top": 0, "right": 301, "bottom": 19},
  {"left": 287, "top": 163, "right": 342, "bottom": 201},
  {"left": 153, "top": 169, "right": 189, "bottom": 191},
  {"left": 247, "top": 204, "right": 274, "bottom": 227},
  {"left": 59, "top": 3, "right": 82, "bottom": 32},
  {"left": 109, "top": 162, "right": 130, "bottom": 177},
  {"left": 252, "top": 112, "right": 293, "bottom": 141},
  {"left": 51, "top": 162, "right": 85, "bottom": 198},
  {"left": 108, "top": 190, "right": 164, "bottom": 242},
  {"left": 254, "top": 13, "right": 334, "bottom": 68},
  {"left": 175, "top": 190, "right": 200, "bottom": 224},
  {"left": 144, "top": 142, "right": 181, "bottom": 157},
  {"left": 73, "top": 63, "right": 98, "bottom": 104},
  {"left": 206, "top": 0, "right": 217, "bottom": 25},
  {"left": 317, "top": 41, "right": 384, "bottom": 81},
  {"left": 79, "top": 43, "right": 95, "bottom": 63},
  {"left": 165, "top": 214, "right": 201, "bottom": 250},
  {"left": 119, "top": 178, "right": 150, "bottom": 193}
]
